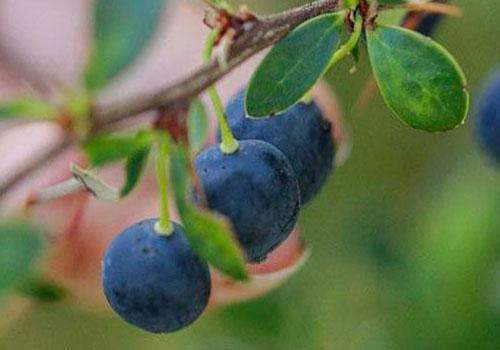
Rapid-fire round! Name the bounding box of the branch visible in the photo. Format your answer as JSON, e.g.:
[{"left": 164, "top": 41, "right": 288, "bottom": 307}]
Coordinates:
[
  {"left": 92, "top": 0, "right": 341, "bottom": 130},
  {"left": 0, "top": 0, "right": 450, "bottom": 199}
]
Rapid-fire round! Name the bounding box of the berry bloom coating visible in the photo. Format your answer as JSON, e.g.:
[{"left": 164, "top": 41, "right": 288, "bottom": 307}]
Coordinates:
[
  {"left": 102, "top": 219, "right": 211, "bottom": 333},
  {"left": 476, "top": 70, "right": 500, "bottom": 164},
  {"left": 220, "top": 89, "right": 335, "bottom": 204},
  {"left": 195, "top": 139, "right": 300, "bottom": 262}
]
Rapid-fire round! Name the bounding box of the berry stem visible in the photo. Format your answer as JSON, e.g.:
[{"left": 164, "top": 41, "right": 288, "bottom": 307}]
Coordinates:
[
  {"left": 203, "top": 27, "right": 239, "bottom": 154},
  {"left": 327, "top": 12, "right": 363, "bottom": 71},
  {"left": 154, "top": 133, "right": 174, "bottom": 236}
]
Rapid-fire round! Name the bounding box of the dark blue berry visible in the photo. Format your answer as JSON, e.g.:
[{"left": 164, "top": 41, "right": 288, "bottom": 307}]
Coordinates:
[
  {"left": 102, "top": 219, "right": 211, "bottom": 333},
  {"left": 219, "top": 89, "right": 334, "bottom": 204},
  {"left": 476, "top": 70, "right": 500, "bottom": 164},
  {"left": 195, "top": 139, "right": 300, "bottom": 262}
]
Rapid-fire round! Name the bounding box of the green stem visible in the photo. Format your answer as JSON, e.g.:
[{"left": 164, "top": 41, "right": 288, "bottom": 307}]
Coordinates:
[
  {"left": 154, "top": 133, "right": 174, "bottom": 236},
  {"left": 327, "top": 13, "right": 363, "bottom": 71},
  {"left": 203, "top": 27, "right": 239, "bottom": 154}
]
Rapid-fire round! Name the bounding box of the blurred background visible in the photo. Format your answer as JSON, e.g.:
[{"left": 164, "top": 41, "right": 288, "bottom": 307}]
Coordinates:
[{"left": 0, "top": 0, "right": 499, "bottom": 349}]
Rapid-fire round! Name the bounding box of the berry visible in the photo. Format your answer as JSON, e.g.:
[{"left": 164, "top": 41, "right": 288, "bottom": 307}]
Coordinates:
[
  {"left": 220, "top": 89, "right": 335, "bottom": 204},
  {"left": 476, "top": 70, "right": 500, "bottom": 164},
  {"left": 102, "top": 219, "right": 211, "bottom": 333},
  {"left": 195, "top": 139, "right": 300, "bottom": 262}
]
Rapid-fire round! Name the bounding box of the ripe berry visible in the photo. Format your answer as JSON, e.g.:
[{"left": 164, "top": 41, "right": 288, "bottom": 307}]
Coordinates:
[
  {"left": 102, "top": 219, "right": 211, "bottom": 333},
  {"left": 195, "top": 139, "right": 300, "bottom": 262},
  {"left": 220, "top": 89, "right": 335, "bottom": 204},
  {"left": 476, "top": 70, "right": 500, "bottom": 164}
]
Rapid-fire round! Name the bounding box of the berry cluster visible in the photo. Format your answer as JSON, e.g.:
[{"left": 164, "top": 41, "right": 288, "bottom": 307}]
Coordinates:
[{"left": 102, "top": 88, "right": 335, "bottom": 333}]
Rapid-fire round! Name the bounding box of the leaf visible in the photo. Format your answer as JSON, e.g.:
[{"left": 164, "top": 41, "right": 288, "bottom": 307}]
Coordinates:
[
  {"left": 16, "top": 276, "right": 66, "bottom": 303},
  {"left": 379, "top": 0, "right": 408, "bottom": 5},
  {"left": 0, "top": 98, "right": 57, "bottom": 120},
  {"left": 366, "top": 25, "right": 469, "bottom": 131},
  {"left": 246, "top": 13, "right": 344, "bottom": 117},
  {"left": 121, "top": 147, "right": 151, "bottom": 197},
  {"left": 71, "top": 164, "right": 120, "bottom": 202},
  {"left": 188, "top": 99, "right": 209, "bottom": 155},
  {"left": 377, "top": 8, "right": 408, "bottom": 27},
  {"left": 84, "top": 0, "right": 168, "bottom": 91},
  {"left": 82, "top": 131, "right": 153, "bottom": 198},
  {"left": 0, "top": 220, "right": 44, "bottom": 294},
  {"left": 170, "top": 146, "right": 248, "bottom": 281},
  {"left": 83, "top": 131, "right": 154, "bottom": 167}
]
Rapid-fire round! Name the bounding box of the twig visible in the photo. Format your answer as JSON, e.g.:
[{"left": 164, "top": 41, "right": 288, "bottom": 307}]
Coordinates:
[
  {"left": 1, "top": 0, "right": 453, "bottom": 199},
  {"left": 404, "top": 2, "right": 461, "bottom": 17},
  {"left": 0, "top": 0, "right": 340, "bottom": 198},
  {"left": 92, "top": 0, "right": 341, "bottom": 130}
]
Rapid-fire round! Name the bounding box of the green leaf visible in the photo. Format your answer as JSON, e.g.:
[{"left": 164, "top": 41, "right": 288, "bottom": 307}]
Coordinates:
[
  {"left": 0, "top": 98, "right": 57, "bottom": 120},
  {"left": 0, "top": 220, "right": 44, "bottom": 294},
  {"left": 84, "top": 0, "right": 168, "bottom": 91},
  {"left": 366, "top": 25, "right": 469, "bottom": 131},
  {"left": 16, "top": 276, "right": 66, "bottom": 303},
  {"left": 121, "top": 147, "right": 151, "bottom": 197},
  {"left": 246, "top": 13, "right": 344, "bottom": 117},
  {"left": 188, "top": 99, "right": 209, "bottom": 155},
  {"left": 379, "top": 0, "right": 408, "bottom": 5},
  {"left": 170, "top": 146, "right": 248, "bottom": 281},
  {"left": 83, "top": 130, "right": 154, "bottom": 166}
]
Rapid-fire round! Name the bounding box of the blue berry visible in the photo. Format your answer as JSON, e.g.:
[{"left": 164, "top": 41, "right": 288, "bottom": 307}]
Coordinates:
[
  {"left": 476, "top": 70, "right": 500, "bottom": 164},
  {"left": 220, "top": 89, "right": 334, "bottom": 204},
  {"left": 195, "top": 139, "right": 300, "bottom": 262},
  {"left": 102, "top": 219, "right": 211, "bottom": 333}
]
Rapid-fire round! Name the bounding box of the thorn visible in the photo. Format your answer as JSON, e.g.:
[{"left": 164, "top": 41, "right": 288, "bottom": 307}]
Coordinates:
[
  {"left": 26, "top": 178, "right": 84, "bottom": 206},
  {"left": 216, "top": 28, "right": 236, "bottom": 69},
  {"left": 405, "top": 2, "right": 462, "bottom": 17}
]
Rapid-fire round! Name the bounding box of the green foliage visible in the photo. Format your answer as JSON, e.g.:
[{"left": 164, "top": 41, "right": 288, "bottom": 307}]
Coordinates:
[
  {"left": 0, "top": 98, "right": 57, "bottom": 120},
  {"left": 82, "top": 131, "right": 153, "bottom": 197},
  {"left": 83, "top": 131, "right": 153, "bottom": 167},
  {"left": 188, "top": 99, "right": 209, "bottom": 155},
  {"left": 84, "top": 0, "right": 168, "bottom": 91},
  {"left": 170, "top": 146, "right": 248, "bottom": 281},
  {"left": 17, "top": 276, "right": 66, "bottom": 303},
  {"left": 246, "top": 13, "right": 344, "bottom": 117},
  {"left": 121, "top": 147, "right": 151, "bottom": 197},
  {"left": 367, "top": 25, "right": 469, "bottom": 131},
  {"left": 378, "top": 0, "right": 408, "bottom": 5},
  {"left": 0, "top": 220, "right": 44, "bottom": 295}
]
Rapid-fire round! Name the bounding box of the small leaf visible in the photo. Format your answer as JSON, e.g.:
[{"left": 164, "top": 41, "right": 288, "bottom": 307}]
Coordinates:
[
  {"left": 170, "top": 146, "right": 248, "bottom": 281},
  {"left": 71, "top": 164, "right": 120, "bottom": 202},
  {"left": 379, "top": 0, "right": 408, "bottom": 5},
  {"left": 246, "top": 13, "right": 344, "bottom": 117},
  {"left": 188, "top": 99, "right": 209, "bottom": 155},
  {"left": 0, "top": 98, "right": 57, "bottom": 120},
  {"left": 121, "top": 147, "right": 151, "bottom": 197},
  {"left": 0, "top": 220, "right": 44, "bottom": 294},
  {"left": 84, "top": 0, "right": 168, "bottom": 91},
  {"left": 83, "top": 130, "right": 154, "bottom": 167},
  {"left": 16, "top": 276, "right": 66, "bottom": 303},
  {"left": 367, "top": 25, "right": 469, "bottom": 131}
]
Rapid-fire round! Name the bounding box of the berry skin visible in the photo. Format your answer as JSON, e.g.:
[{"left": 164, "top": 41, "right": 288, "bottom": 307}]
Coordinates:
[
  {"left": 195, "top": 139, "right": 300, "bottom": 263},
  {"left": 102, "top": 219, "right": 211, "bottom": 333},
  {"left": 219, "top": 89, "right": 335, "bottom": 204},
  {"left": 476, "top": 70, "right": 500, "bottom": 164}
]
